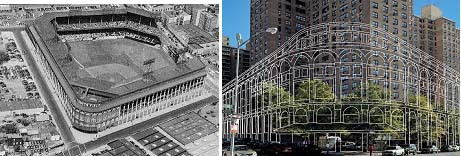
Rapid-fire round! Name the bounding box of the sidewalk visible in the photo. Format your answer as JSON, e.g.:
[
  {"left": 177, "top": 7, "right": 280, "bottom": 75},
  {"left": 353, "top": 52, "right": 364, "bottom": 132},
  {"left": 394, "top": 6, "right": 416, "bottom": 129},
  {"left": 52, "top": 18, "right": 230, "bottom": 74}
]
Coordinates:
[{"left": 322, "top": 151, "right": 384, "bottom": 156}]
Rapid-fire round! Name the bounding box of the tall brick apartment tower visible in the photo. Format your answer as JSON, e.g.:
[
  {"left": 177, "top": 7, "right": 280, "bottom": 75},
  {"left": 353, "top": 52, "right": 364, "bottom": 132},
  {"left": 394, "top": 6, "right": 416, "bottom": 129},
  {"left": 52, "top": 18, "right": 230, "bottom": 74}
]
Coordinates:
[
  {"left": 410, "top": 4, "right": 460, "bottom": 72},
  {"left": 249, "top": 0, "right": 413, "bottom": 65}
]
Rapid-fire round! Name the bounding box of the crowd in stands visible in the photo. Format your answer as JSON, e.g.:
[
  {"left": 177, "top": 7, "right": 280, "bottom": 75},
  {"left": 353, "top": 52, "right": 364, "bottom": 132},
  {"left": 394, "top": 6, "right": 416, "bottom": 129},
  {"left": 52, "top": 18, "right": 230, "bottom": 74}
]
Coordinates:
[
  {"left": 59, "top": 30, "right": 161, "bottom": 46},
  {"left": 57, "top": 20, "right": 161, "bottom": 38}
]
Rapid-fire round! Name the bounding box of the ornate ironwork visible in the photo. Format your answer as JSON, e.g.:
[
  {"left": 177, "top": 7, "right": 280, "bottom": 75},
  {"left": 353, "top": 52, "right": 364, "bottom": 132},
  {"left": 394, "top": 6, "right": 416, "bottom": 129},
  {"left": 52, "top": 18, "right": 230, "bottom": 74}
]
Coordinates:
[{"left": 223, "top": 23, "right": 459, "bottom": 149}]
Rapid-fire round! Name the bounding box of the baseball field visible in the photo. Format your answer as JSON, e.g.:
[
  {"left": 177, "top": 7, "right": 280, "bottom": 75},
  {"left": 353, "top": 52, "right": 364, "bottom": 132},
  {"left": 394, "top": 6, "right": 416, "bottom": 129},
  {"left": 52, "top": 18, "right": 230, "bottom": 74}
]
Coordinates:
[{"left": 62, "top": 38, "right": 174, "bottom": 94}]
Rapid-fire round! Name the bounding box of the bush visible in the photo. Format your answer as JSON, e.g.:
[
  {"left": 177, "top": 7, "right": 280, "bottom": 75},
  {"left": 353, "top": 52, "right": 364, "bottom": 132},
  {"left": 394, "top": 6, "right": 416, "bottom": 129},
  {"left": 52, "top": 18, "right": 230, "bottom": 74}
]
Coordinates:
[
  {"left": 6, "top": 42, "right": 16, "bottom": 51},
  {"left": 0, "top": 51, "right": 9, "bottom": 64}
]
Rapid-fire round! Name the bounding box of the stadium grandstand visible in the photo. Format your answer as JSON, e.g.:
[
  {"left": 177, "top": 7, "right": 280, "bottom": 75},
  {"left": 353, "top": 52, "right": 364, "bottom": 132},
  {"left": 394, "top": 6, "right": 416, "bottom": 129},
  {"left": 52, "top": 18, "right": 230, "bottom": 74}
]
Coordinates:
[{"left": 23, "top": 8, "right": 216, "bottom": 133}]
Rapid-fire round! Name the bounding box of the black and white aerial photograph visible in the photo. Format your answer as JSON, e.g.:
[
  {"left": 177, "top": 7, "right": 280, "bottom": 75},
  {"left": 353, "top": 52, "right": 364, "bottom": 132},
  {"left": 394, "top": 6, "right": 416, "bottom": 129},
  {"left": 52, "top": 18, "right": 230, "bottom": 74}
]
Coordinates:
[{"left": 0, "top": 4, "right": 219, "bottom": 156}]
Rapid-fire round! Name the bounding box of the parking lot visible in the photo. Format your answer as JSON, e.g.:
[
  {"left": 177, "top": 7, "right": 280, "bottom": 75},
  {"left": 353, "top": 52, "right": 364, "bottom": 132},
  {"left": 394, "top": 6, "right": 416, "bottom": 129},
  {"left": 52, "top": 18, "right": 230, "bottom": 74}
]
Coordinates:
[{"left": 0, "top": 31, "right": 39, "bottom": 102}]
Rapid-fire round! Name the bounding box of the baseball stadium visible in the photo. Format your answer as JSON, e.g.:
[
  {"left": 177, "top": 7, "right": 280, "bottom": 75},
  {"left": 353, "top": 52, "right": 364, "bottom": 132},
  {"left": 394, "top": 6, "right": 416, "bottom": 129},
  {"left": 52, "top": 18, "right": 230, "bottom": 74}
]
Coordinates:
[
  {"left": 223, "top": 23, "right": 460, "bottom": 151},
  {"left": 24, "top": 8, "right": 214, "bottom": 133}
]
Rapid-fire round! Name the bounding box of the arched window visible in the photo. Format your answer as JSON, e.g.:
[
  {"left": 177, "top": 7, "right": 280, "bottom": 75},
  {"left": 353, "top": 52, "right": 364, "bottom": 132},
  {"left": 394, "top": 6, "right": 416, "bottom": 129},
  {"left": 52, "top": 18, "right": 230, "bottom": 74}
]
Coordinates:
[
  {"left": 369, "top": 107, "right": 384, "bottom": 124},
  {"left": 280, "top": 111, "right": 290, "bottom": 127},
  {"left": 317, "top": 107, "right": 332, "bottom": 123},
  {"left": 343, "top": 106, "right": 360, "bottom": 123},
  {"left": 294, "top": 109, "right": 308, "bottom": 123},
  {"left": 420, "top": 114, "right": 429, "bottom": 132},
  {"left": 391, "top": 109, "right": 404, "bottom": 129}
]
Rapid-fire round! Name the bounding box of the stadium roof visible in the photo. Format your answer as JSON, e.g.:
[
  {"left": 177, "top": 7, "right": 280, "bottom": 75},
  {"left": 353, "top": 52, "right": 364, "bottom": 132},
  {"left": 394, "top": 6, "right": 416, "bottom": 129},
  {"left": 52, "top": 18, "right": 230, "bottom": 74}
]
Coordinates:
[{"left": 27, "top": 8, "right": 208, "bottom": 112}]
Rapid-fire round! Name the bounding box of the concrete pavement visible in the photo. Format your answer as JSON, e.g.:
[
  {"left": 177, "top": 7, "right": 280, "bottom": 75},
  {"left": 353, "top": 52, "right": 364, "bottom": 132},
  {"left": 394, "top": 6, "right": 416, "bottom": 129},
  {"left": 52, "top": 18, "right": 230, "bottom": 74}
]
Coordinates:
[
  {"left": 12, "top": 30, "right": 78, "bottom": 148},
  {"left": 320, "top": 151, "right": 460, "bottom": 156}
]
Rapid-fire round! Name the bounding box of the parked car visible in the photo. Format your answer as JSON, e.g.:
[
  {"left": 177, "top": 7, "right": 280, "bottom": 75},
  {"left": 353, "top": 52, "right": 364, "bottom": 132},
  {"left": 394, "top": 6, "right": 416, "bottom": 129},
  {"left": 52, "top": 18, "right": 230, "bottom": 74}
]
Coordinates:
[
  {"left": 400, "top": 144, "right": 417, "bottom": 155},
  {"left": 292, "top": 144, "right": 322, "bottom": 156},
  {"left": 222, "top": 145, "right": 257, "bottom": 156},
  {"left": 222, "top": 139, "right": 230, "bottom": 147},
  {"left": 453, "top": 145, "right": 460, "bottom": 151},
  {"left": 355, "top": 143, "right": 363, "bottom": 150},
  {"left": 341, "top": 141, "right": 357, "bottom": 150},
  {"left": 441, "top": 145, "right": 455, "bottom": 152},
  {"left": 382, "top": 146, "right": 405, "bottom": 156},
  {"left": 250, "top": 142, "right": 272, "bottom": 155},
  {"left": 265, "top": 143, "right": 292, "bottom": 156},
  {"left": 421, "top": 145, "right": 440, "bottom": 153}
]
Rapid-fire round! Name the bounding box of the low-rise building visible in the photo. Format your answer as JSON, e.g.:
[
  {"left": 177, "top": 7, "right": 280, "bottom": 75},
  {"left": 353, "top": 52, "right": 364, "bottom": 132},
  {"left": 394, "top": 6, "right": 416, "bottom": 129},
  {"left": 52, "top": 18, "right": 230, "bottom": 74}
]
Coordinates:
[
  {"left": 197, "top": 11, "right": 218, "bottom": 32},
  {"left": 35, "top": 114, "right": 49, "bottom": 122},
  {"left": 150, "top": 4, "right": 174, "bottom": 13},
  {"left": 6, "top": 137, "right": 23, "bottom": 146},
  {"left": 0, "top": 100, "right": 44, "bottom": 117},
  {"left": 162, "top": 11, "right": 191, "bottom": 25}
]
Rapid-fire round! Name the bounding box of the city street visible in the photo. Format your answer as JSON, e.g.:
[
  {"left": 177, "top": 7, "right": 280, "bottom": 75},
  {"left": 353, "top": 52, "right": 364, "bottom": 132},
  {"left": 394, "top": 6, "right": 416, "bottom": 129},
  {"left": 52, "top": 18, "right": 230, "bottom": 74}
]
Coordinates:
[
  {"left": 12, "top": 29, "right": 78, "bottom": 148},
  {"left": 417, "top": 152, "right": 460, "bottom": 156},
  {"left": 322, "top": 151, "right": 460, "bottom": 156}
]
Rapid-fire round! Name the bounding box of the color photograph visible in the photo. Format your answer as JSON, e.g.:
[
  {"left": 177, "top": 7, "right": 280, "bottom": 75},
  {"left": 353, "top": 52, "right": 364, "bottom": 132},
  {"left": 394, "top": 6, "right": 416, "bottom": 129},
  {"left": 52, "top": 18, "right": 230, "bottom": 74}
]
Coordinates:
[{"left": 222, "top": 0, "right": 460, "bottom": 156}]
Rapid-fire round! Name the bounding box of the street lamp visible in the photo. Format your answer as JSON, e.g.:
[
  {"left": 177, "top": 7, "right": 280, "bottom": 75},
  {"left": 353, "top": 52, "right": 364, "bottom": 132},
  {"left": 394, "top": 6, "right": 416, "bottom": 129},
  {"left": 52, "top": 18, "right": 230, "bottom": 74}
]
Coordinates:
[{"left": 230, "top": 27, "right": 277, "bottom": 156}]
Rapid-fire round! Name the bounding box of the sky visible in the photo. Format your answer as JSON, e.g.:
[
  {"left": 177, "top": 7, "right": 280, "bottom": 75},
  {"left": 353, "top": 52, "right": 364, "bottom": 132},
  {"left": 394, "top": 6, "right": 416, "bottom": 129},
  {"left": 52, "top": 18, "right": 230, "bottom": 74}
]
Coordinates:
[{"left": 223, "top": 0, "right": 460, "bottom": 47}]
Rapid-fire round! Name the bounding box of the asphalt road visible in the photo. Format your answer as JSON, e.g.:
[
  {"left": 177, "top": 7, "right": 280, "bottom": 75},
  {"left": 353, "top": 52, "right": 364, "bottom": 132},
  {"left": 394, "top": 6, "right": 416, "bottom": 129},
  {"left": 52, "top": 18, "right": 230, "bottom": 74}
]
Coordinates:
[
  {"left": 417, "top": 151, "right": 460, "bottom": 156},
  {"left": 326, "top": 151, "right": 461, "bottom": 156},
  {"left": 371, "top": 152, "right": 460, "bottom": 156},
  {"left": 12, "top": 30, "right": 78, "bottom": 147}
]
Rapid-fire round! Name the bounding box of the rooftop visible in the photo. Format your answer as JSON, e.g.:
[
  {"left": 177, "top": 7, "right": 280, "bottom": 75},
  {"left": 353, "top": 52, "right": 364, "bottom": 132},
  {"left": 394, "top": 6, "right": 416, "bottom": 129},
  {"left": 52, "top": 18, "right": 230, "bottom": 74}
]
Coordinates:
[{"left": 0, "top": 99, "right": 43, "bottom": 113}]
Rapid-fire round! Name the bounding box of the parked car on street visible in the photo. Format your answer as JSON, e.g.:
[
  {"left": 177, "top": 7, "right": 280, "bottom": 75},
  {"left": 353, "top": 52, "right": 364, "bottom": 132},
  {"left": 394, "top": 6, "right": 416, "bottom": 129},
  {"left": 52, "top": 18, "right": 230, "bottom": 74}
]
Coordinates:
[
  {"left": 341, "top": 141, "right": 357, "bottom": 150},
  {"left": 400, "top": 144, "right": 417, "bottom": 155},
  {"left": 265, "top": 143, "right": 292, "bottom": 156},
  {"left": 292, "top": 144, "right": 322, "bottom": 156},
  {"left": 441, "top": 145, "right": 455, "bottom": 152},
  {"left": 421, "top": 145, "right": 440, "bottom": 153},
  {"left": 223, "top": 145, "right": 257, "bottom": 156},
  {"left": 452, "top": 145, "right": 460, "bottom": 151},
  {"left": 382, "top": 146, "right": 405, "bottom": 156}
]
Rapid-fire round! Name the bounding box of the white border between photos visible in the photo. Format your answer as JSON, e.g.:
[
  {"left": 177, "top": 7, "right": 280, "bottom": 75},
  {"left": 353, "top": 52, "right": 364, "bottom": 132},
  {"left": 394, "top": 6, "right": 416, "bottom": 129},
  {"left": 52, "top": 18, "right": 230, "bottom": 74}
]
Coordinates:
[{"left": 218, "top": 2, "right": 223, "bottom": 156}]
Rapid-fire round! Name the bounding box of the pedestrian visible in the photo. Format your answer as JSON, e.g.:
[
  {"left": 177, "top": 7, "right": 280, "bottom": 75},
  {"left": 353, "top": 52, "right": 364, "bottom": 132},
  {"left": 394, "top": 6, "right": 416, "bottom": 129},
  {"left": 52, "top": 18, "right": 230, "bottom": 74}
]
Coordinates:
[
  {"left": 369, "top": 143, "right": 374, "bottom": 156},
  {"left": 302, "top": 138, "right": 308, "bottom": 146}
]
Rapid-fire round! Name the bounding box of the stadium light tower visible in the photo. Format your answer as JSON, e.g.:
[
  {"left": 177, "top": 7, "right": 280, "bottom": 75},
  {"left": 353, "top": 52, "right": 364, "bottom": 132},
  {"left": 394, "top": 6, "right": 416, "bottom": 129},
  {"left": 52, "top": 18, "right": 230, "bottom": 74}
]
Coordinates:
[{"left": 230, "top": 27, "right": 277, "bottom": 156}]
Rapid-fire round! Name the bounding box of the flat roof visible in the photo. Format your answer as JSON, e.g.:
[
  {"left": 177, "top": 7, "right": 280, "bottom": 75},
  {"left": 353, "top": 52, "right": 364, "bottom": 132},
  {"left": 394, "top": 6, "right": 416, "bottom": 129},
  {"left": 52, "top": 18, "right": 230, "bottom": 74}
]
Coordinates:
[{"left": 169, "top": 24, "right": 218, "bottom": 44}]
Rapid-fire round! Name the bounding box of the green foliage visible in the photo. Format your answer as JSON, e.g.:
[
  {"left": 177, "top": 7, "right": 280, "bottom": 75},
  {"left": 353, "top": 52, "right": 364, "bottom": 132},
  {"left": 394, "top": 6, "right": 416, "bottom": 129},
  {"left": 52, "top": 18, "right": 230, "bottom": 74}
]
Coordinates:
[
  {"left": 342, "top": 93, "right": 361, "bottom": 102},
  {"left": 258, "top": 82, "right": 295, "bottom": 109},
  {"left": 342, "top": 82, "right": 389, "bottom": 102},
  {"left": 364, "top": 83, "right": 387, "bottom": 102},
  {"left": 296, "top": 79, "right": 334, "bottom": 102},
  {"left": 408, "top": 94, "right": 446, "bottom": 141},
  {"left": 255, "top": 80, "right": 447, "bottom": 143}
]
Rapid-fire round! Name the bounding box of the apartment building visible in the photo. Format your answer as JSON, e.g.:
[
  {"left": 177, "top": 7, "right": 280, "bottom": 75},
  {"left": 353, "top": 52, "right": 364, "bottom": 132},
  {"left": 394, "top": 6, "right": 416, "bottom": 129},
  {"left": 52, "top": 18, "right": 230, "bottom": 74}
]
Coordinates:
[
  {"left": 249, "top": 0, "right": 413, "bottom": 65},
  {"left": 222, "top": 43, "right": 251, "bottom": 85},
  {"left": 411, "top": 5, "right": 460, "bottom": 72}
]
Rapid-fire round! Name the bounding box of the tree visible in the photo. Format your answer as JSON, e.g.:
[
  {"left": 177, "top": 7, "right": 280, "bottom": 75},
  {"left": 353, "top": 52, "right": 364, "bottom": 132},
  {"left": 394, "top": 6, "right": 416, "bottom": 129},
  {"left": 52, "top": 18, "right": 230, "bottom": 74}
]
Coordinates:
[
  {"left": 0, "top": 51, "right": 9, "bottom": 64},
  {"left": 409, "top": 94, "right": 446, "bottom": 143},
  {"left": 296, "top": 79, "right": 334, "bottom": 102},
  {"left": 6, "top": 42, "right": 16, "bottom": 51},
  {"left": 259, "top": 81, "right": 295, "bottom": 109}
]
